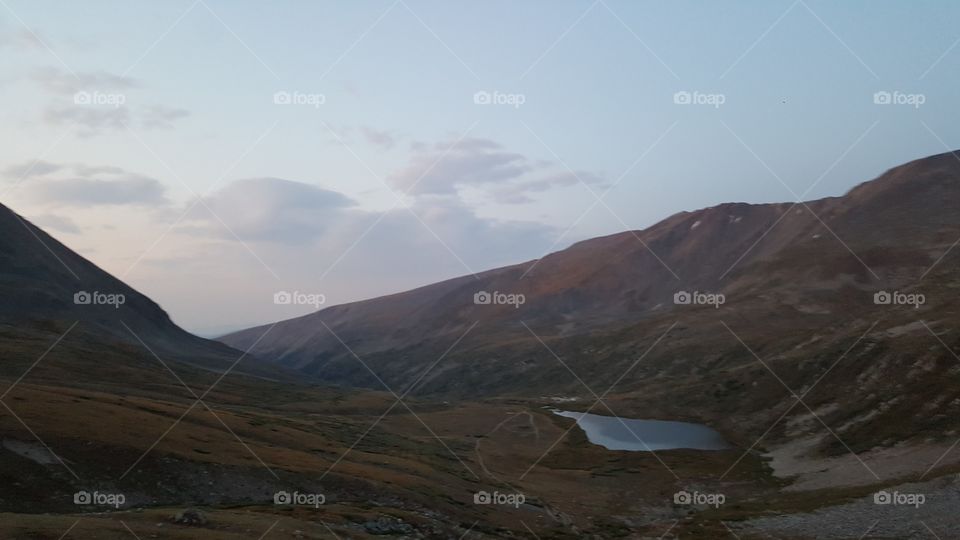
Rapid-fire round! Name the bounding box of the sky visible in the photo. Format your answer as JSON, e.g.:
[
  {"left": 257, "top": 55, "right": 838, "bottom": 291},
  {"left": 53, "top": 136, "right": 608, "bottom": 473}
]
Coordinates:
[{"left": 1, "top": 0, "right": 958, "bottom": 335}]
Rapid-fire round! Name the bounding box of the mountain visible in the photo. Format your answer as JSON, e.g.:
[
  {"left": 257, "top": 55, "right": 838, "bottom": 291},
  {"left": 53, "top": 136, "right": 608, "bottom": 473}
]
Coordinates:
[
  {"left": 220, "top": 149, "right": 960, "bottom": 399},
  {"left": 0, "top": 203, "right": 511, "bottom": 538},
  {"left": 0, "top": 202, "right": 289, "bottom": 381}
]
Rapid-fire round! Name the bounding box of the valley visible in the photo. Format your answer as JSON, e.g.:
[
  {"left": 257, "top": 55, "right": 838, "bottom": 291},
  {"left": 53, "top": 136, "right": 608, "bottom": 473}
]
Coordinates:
[{"left": 1, "top": 150, "right": 959, "bottom": 538}]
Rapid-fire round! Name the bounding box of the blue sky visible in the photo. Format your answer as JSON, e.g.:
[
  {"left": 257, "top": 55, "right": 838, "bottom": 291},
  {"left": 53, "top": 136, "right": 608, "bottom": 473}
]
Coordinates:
[{"left": 1, "top": 0, "right": 958, "bottom": 333}]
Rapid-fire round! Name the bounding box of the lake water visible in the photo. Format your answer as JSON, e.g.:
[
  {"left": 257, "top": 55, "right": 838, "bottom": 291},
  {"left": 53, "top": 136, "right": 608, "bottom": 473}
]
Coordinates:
[{"left": 552, "top": 410, "right": 730, "bottom": 451}]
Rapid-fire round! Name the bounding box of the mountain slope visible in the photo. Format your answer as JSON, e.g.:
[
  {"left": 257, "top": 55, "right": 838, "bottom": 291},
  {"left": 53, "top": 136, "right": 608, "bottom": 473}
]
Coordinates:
[
  {"left": 0, "top": 202, "right": 290, "bottom": 382},
  {"left": 220, "top": 149, "right": 960, "bottom": 394}
]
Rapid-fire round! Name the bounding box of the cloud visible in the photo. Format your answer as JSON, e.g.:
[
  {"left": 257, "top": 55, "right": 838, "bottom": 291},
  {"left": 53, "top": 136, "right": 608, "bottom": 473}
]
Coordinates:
[
  {"left": 72, "top": 164, "right": 127, "bottom": 176},
  {"left": 28, "top": 214, "right": 81, "bottom": 234},
  {"left": 28, "top": 175, "right": 167, "bottom": 206},
  {"left": 5, "top": 161, "right": 169, "bottom": 207},
  {"left": 142, "top": 105, "right": 191, "bottom": 129},
  {"left": 2, "top": 160, "right": 63, "bottom": 180},
  {"left": 387, "top": 137, "right": 531, "bottom": 195},
  {"left": 181, "top": 177, "right": 555, "bottom": 270},
  {"left": 43, "top": 101, "right": 189, "bottom": 136},
  {"left": 490, "top": 170, "right": 607, "bottom": 204},
  {"left": 44, "top": 105, "right": 131, "bottom": 136},
  {"left": 403, "top": 195, "right": 555, "bottom": 267},
  {"left": 31, "top": 68, "right": 188, "bottom": 135},
  {"left": 184, "top": 177, "right": 356, "bottom": 244},
  {"left": 31, "top": 67, "right": 137, "bottom": 95},
  {"left": 386, "top": 136, "right": 605, "bottom": 202},
  {"left": 41, "top": 153, "right": 560, "bottom": 331},
  {"left": 154, "top": 186, "right": 550, "bottom": 333},
  {"left": 360, "top": 127, "right": 396, "bottom": 149},
  {"left": 0, "top": 28, "right": 46, "bottom": 50}
]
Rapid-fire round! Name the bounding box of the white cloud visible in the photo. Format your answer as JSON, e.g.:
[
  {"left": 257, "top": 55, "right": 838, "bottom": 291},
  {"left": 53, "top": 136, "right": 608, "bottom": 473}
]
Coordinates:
[
  {"left": 183, "top": 177, "right": 356, "bottom": 244},
  {"left": 181, "top": 177, "right": 555, "bottom": 271}
]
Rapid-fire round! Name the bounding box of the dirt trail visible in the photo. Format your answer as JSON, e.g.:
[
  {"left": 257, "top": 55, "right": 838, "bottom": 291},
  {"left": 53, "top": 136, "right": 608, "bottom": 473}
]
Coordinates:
[{"left": 474, "top": 410, "right": 541, "bottom": 482}]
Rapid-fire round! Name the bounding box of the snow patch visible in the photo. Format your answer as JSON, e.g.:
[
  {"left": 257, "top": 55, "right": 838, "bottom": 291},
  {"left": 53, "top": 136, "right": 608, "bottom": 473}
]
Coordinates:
[{"left": 690, "top": 220, "right": 701, "bottom": 230}]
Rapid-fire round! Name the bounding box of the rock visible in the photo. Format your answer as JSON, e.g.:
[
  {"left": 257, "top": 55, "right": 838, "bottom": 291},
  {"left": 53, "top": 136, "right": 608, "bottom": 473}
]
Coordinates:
[
  {"left": 172, "top": 508, "right": 208, "bottom": 526},
  {"left": 363, "top": 517, "right": 414, "bottom": 535}
]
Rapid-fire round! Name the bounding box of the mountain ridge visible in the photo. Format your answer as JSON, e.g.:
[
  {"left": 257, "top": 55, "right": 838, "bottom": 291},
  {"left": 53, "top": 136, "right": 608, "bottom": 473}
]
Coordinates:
[
  {"left": 220, "top": 149, "right": 960, "bottom": 396},
  {"left": 0, "top": 202, "right": 294, "bottom": 381}
]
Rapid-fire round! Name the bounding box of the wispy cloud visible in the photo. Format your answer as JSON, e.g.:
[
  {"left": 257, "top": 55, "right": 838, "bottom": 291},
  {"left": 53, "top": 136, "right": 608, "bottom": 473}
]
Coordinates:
[
  {"left": 360, "top": 126, "right": 397, "bottom": 149},
  {"left": 490, "top": 170, "right": 606, "bottom": 204},
  {"left": 0, "top": 27, "right": 46, "bottom": 51},
  {"left": 28, "top": 213, "right": 81, "bottom": 234},
  {"left": 142, "top": 105, "right": 191, "bottom": 129},
  {"left": 2, "top": 160, "right": 64, "bottom": 179},
  {"left": 388, "top": 136, "right": 605, "bottom": 202},
  {"left": 4, "top": 161, "right": 169, "bottom": 207},
  {"left": 43, "top": 106, "right": 131, "bottom": 136},
  {"left": 388, "top": 137, "right": 531, "bottom": 195},
  {"left": 30, "top": 67, "right": 189, "bottom": 135},
  {"left": 29, "top": 175, "right": 167, "bottom": 206},
  {"left": 31, "top": 67, "right": 138, "bottom": 95}
]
